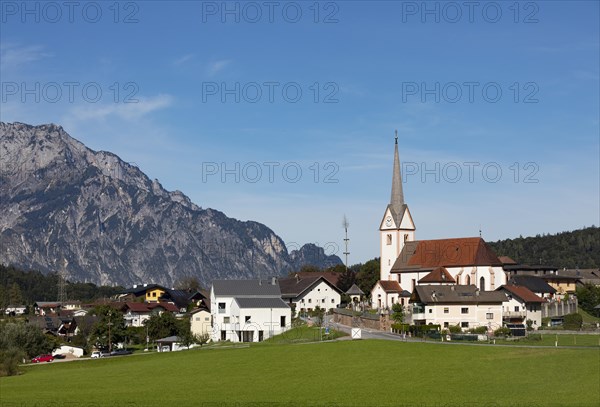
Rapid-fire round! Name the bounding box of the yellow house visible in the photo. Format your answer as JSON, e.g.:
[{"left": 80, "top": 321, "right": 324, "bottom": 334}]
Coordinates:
[
  {"left": 543, "top": 276, "right": 578, "bottom": 295},
  {"left": 145, "top": 287, "right": 165, "bottom": 303}
]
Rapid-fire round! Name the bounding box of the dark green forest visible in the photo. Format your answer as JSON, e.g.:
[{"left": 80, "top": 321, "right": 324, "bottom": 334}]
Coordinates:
[
  {"left": 0, "top": 265, "right": 123, "bottom": 308},
  {"left": 488, "top": 226, "right": 599, "bottom": 268}
]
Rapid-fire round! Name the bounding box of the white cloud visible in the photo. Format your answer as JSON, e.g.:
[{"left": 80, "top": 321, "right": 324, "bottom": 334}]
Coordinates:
[
  {"left": 173, "top": 54, "right": 194, "bottom": 66},
  {"left": 67, "top": 94, "right": 174, "bottom": 122},
  {"left": 206, "top": 59, "right": 231, "bottom": 76},
  {"left": 0, "top": 43, "right": 52, "bottom": 71}
]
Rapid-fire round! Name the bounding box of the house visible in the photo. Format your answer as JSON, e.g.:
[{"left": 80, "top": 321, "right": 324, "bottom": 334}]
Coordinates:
[
  {"left": 278, "top": 275, "right": 342, "bottom": 313},
  {"left": 497, "top": 285, "right": 546, "bottom": 328},
  {"left": 28, "top": 316, "right": 78, "bottom": 338},
  {"left": 34, "top": 302, "right": 62, "bottom": 316},
  {"left": 210, "top": 279, "right": 291, "bottom": 343},
  {"left": 120, "top": 302, "right": 179, "bottom": 327},
  {"left": 190, "top": 308, "right": 211, "bottom": 337},
  {"left": 371, "top": 280, "right": 411, "bottom": 309},
  {"left": 507, "top": 275, "right": 556, "bottom": 299},
  {"left": 409, "top": 285, "right": 505, "bottom": 331},
  {"left": 4, "top": 304, "right": 26, "bottom": 316}
]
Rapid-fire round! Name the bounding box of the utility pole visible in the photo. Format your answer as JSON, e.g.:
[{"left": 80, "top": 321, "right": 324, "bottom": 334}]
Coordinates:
[{"left": 342, "top": 215, "right": 350, "bottom": 272}]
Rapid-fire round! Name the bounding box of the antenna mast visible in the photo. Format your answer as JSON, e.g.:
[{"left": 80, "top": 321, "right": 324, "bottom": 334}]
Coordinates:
[{"left": 342, "top": 215, "right": 350, "bottom": 271}]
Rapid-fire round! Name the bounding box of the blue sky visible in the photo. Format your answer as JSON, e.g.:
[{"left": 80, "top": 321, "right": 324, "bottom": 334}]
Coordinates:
[{"left": 1, "top": 1, "right": 599, "bottom": 265}]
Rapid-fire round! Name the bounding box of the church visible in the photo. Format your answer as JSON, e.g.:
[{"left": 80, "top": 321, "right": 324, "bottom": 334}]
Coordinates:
[{"left": 371, "top": 134, "right": 508, "bottom": 313}]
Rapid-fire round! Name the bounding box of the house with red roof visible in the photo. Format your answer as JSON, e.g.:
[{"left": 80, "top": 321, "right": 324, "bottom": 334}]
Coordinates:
[
  {"left": 371, "top": 280, "right": 411, "bottom": 310},
  {"left": 497, "top": 285, "right": 546, "bottom": 328}
]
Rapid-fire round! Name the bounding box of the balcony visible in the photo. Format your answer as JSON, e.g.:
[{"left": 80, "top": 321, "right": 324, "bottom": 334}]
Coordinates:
[{"left": 503, "top": 311, "right": 526, "bottom": 319}]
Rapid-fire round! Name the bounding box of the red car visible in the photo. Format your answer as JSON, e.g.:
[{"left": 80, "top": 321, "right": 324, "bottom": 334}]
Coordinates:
[{"left": 31, "top": 354, "right": 54, "bottom": 363}]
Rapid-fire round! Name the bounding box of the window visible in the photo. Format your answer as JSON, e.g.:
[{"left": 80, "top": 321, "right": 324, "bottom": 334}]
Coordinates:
[
  {"left": 514, "top": 306, "right": 519, "bottom": 312},
  {"left": 321, "top": 299, "right": 325, "bottom": 303},
  {"left": 308, "top": 299, "right": 312, "bottom": 303},
  {"left": 412, "top": 279, "right": 416, "bottom": 290},
  {"left": 331, "top": 299, "right": 335, "bottom": 303},
  {"left": 428, "top": 309, "right": 432, "bottom": 314},
  {"left": 461, "top": 322, "right": 469, "bottom": 328},
  {"left": 386, "top": 234, "right": 392, "bottom": 245},
  {"left": 280, "top": 316, "right": 286, "bottom": 327},
  {"left": 479, "top": 276, "right": 485, "bottom": 291},
  {"left": 245, "top": 316, "right": 251, "bottom": 322},
  {"left": 221, "top": 331, "right": 226, "bottom": 341},
  {"left": 318, "top": 288, "right": 321, "bottom": 292},
  {"left": 443, "top": 307, "right": 449, "bottom": 314},
  {"left": 466, "top": 275, "right": 471, "bottom": 285},
  {"left": 301, "top": 299, "right": 305, "bottom": 303},
  {"left": 443, "top": 322, "right": 449, "bottom": 328},
  {"left": 218, "top": 302, "right": 226, "bottom": 314},
  {"left": 404, "top": 234, "right": 409, "bottom": 242},
  {"left": 195, "top": 317, "right": 200, "bottom": 321},
  {"left": 223, "top": 317, "right": 230, "bottom": 324},
  {"left": 205, "top": 317, "right": 210, "bottom": 321},
  {"left": 486, "top": 313, "right": 493, "bottom": 319},
  {"left": 461, "top": 307, "right": 469, "bottom": 314}
]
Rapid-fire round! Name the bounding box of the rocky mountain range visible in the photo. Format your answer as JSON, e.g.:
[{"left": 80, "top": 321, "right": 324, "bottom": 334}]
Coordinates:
[{"left": 0, "top": 122, "right": 341, "bottom": 287}]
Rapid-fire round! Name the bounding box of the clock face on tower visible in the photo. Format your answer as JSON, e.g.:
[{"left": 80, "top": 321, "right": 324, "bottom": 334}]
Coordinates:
[{"left": 385, "top": 216, "right": 393, "bottom": 227}]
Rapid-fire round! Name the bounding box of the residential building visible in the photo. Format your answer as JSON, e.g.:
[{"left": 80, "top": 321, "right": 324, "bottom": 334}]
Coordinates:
[
  {"left": 507, "top": 275, "right": 556, "bottom": 299},
  {"left": 279, "top": 275, "right": 342, "bottom": 313},
  {"left": 409, "top": 285, "right": 505, "bottom": 331},
  {"left": 371, "top": 280, "right": 411, "bottom": 309},
  {"left": 119, "top": 302, "right": 179, "bottom": 327},
  {"left": 210, "top": 279, "right": 291, "bottom": 343},
  {"left": 497, "top": 285, "right": 546, "bottom": 328},
  {"left": 190, "top": 308, "right": 211, "bottom": 337}
]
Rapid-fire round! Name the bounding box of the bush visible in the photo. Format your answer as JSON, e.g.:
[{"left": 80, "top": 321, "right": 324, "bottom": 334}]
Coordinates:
[
  {"left": 0, "top": 348, "right": 25, "bottom": 377},
  {"left": 526, "top": 333, "right": 542, "bottom": 341},
  {"left": 494, "top": 327, "right": 512, "bottom": 337},
  {"left": 448, "top": 325, "right": 462, "bottom": 334},
  {"left": 468, "top": 326, "right": 488, "bottom": 334},
  {"left": 541, "top": 317, "right": 551, "bottom": 328},
  {"left": 563, "top": 313, "right": 583, "bottom": 330},
  {"left": 391, "top": 323, "right": 410, "bottom": 333}
]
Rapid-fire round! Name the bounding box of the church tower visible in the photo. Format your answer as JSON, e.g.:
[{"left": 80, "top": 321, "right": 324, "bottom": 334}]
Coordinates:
[{"left": 379, "top": 131, "right": 416, "bottom": 281}]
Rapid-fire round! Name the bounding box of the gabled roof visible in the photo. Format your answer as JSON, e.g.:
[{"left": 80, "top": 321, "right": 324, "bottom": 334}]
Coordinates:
[
  {"left": 418, "top": 267, "right": 456, "bottom": 284},
  {"left": 212, "top": 279, "right": 281, "bottom": 297},
  {"left": 148, "top": 302, "right": 179, "bottom": 313},
  {"left": 498, "top": 285, "right": 546, "bottom": 304},
  {"left": 295, "top": 272, "right": 342, "bottom": 288},
  {"left": 279, "top": 276, "right": 342, "bottom": 299},
  {"left": 411, "top": 285, "right": 506, "bottom": 305},
  {"left": 498, "top": 256, "right": 517, "bottom": 265},
  {"left": 346, "top": 284, "right": 364, "bottom": 295},
  {"left": 34, "top": 302, "right": 61, "bottom": 308},
  {"left": 121, "top": 302, "right": 151, "bottom": 313},
  {"left": 234, "top": 297, "right": 290, "bottom": 309},
  {"left": 508, "top": 276, "right": 556, "bottom": 294},
  {"left": 377, "top": 280, "right": 403, "bottom": 293},
  {"left": 391, "top": 237, "right": 502, "bottom": 273}
]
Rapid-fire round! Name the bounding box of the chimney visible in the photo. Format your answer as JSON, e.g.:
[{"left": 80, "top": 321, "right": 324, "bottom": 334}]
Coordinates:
[{"left": 271, "top": 277, "right": 277, "bottom": 285}]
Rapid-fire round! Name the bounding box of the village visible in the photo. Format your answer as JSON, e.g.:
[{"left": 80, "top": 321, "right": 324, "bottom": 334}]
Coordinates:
[{"left": 5, "top": 139, "right": 599, "bottom": 358}]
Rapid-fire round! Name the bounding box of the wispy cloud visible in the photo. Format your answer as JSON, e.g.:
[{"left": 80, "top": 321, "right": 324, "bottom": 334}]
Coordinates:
[
  {"left": 0, "top": 43, "right": 52, "bottom": 70},
  {"left": 206, "top": 59, "right": 231, "bottom": 76},
  {"left": 173, "top": 54, "right": 194, "bottom": 66},
  {"left": 67, "top": 94, "right": 174, "bottom": 122}
]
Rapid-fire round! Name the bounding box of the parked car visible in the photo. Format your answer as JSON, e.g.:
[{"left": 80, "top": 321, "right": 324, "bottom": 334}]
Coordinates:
[
  {"left": 90, "top": 351, "right": 102, "bottom": 359},
  {"left": 52, "top": 354, "right": 66, "bottom": 359},
  {"left": 31, "top": 354, "right": 54, "bottom": 363},
  {"left": 110, "top": 349, "right": 132, "bottom": 356}
]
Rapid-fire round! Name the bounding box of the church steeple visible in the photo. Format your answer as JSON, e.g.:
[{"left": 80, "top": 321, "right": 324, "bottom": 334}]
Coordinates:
[
  {"left": 379, "top": 130, "right": 416, "bottom": 283},
  {"left": 390, "top": 130, "right": 405, "bottom": 217}
]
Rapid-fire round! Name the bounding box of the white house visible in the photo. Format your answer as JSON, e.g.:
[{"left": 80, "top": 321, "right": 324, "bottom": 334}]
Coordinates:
[
  {"left": 409, "top": 285, "right": 505, "bottom": 332},
  {"left": 190, "top": 308, "right": 212, "bottom": 337},
  {"left": 497, "top": 285, "right": 546, "bottom": 328},
  {"left": 278, "top": 275, "right": 342, "bottom": 313},
  {"left": 371, "top": 280, "right": 411, "bottom": 309},
  {"left": 4, "top": 305, "right": 26, "bottom": 315},
  {"left": 210, "top": 279, "right": 291, "bottom": 343}
]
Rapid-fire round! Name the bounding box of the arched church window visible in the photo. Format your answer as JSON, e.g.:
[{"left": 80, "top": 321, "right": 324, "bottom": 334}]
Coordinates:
[
  {"left": 480, "top": 276, "right": 485, "bottom": 291},
  {"left": 466, "top": 275, "right": 471, "bottom": 285},
  {"left": 404, "top": 234, "right": 409, "bottom": 242},
  {"left": 386, "top": 234, "right": 392, "bottom": 245}
]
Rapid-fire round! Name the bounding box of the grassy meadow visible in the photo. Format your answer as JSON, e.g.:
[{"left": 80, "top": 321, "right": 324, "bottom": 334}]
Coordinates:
[{"left": 1, "top": 339, "right": 598, "bottom": 407}]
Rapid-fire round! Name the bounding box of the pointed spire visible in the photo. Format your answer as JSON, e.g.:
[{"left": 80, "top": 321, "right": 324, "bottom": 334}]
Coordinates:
[{"left": 390, "top": 130, "right": 405, "bottom": 216}]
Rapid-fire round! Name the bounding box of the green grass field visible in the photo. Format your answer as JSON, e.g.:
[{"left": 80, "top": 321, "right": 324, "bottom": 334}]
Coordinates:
[
  {"left": 1, "top": 340, "right": 598, "bottom": 407},
  {"left": 494, "top": 333, "right": 600, "bottom": 347}
]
